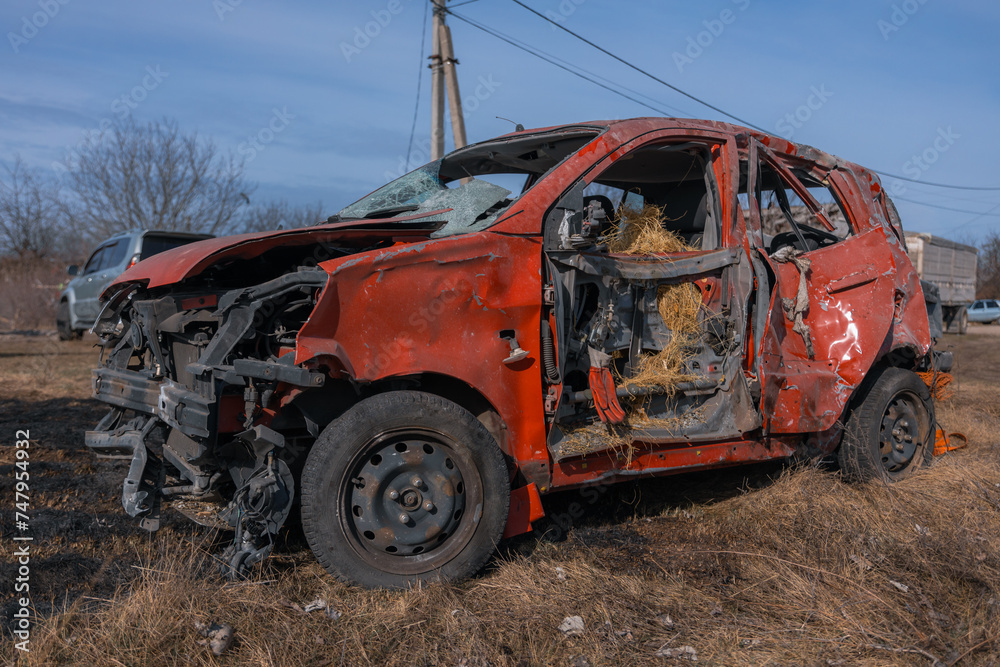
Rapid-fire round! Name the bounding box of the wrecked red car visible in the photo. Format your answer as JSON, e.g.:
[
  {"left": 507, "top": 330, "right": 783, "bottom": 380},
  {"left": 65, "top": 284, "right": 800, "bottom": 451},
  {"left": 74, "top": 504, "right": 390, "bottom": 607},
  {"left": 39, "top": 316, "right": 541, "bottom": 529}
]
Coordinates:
[{"left": 86, "top": 118, "right": 945, "bottom": 588}]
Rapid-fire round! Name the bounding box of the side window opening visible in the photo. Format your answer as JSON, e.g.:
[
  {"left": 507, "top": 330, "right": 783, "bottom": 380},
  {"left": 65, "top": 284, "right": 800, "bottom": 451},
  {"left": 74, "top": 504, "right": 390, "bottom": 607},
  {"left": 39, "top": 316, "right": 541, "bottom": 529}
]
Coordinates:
[
  {"left": 581, "top": 185, "right": 647, "bottom": 218},
  {"left": 758, "top": 164, "right": 851, "bottom": 256},
  {"left": 83, "top": 246, "right": 108, "bottom": 275},
  {"left": 792, "top": 169, "right": 852, "bottom": 239},
  {"left": 737, "top": 158, "right": 756, "bottom": 240},
  {"left": 572, "top": 142, "right": 722, "bottom": 252}
]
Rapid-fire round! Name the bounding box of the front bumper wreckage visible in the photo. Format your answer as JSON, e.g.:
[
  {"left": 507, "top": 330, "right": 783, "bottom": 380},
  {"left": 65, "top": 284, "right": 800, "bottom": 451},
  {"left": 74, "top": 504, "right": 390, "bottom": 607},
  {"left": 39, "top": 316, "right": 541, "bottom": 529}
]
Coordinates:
[{"left": 85, "top": 269, "right": 329, "bottom": 573}]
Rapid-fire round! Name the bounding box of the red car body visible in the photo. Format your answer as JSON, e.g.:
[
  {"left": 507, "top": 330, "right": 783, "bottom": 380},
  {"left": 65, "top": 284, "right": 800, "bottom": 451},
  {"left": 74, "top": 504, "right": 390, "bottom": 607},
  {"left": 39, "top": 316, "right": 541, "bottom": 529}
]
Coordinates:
[{"left": 87, "top": 118, "right": 936, "bottom": 586}]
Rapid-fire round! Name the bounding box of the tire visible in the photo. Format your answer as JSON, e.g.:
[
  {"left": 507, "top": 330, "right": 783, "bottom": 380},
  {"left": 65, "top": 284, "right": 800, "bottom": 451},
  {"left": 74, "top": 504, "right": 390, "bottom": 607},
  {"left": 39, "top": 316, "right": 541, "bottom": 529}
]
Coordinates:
[
  {"left": 56, "top": 300, "right": 80, "bottom": 341},
  {"left": 838, "top": 367, "right": 934, "bottom": 482},
  {"left": 300, "top": 391, "right": 510, "bottom": 589},
  {"left": 957, "top": 307, "right": 969, "bottom": 335}
]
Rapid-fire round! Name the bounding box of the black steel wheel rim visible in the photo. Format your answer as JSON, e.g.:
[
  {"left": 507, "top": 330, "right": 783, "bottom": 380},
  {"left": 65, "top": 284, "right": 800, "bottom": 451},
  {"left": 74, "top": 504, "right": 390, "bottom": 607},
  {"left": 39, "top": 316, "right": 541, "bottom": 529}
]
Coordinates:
[
  {"left": 337, "top": 427, "right": 482, "bottom": 575},
  {"left": 878, "top": 390, "right": 927, "bottom": 473}
]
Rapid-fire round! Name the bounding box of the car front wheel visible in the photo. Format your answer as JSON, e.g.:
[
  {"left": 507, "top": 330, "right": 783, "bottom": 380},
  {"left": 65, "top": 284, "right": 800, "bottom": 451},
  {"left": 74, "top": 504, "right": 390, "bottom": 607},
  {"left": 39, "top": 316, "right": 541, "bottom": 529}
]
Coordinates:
[
  {"left": 300, "top": 391, "right": 510, "bottom": 588},
  {"left": 838, "top": 367, "right": 934, "bottom": 482}
]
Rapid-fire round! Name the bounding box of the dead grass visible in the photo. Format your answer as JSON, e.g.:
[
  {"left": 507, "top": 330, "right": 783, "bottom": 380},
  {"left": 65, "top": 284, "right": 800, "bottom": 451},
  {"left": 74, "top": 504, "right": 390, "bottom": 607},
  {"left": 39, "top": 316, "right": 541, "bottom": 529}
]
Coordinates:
[
  {"left": 626, "top": 334, "right": 698, "bottom": 392},
  {"left": 688, "top": 453, "right": 1000, "bottom": 664},
  {"left": 626, "top": 283, "right": 703, "bottom": 392},
  {"left": 3, "top": 334, "right": 1000, "bottom": 665},
  {"left": 605, "top": 204, "right": 691, "bottom": 256},
  {"left": 605, "top": 206, "right": 704, "bottom": 393},
  {"left": 656, "top": 283, "right": 701, "bottom": 336}
]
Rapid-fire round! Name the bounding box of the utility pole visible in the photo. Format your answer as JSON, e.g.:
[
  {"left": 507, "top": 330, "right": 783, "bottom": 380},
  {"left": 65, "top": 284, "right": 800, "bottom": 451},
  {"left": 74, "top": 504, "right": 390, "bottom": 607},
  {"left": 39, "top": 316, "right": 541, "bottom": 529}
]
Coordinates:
[
  {"left": 429, "top": 0, "right": 445, "bottom": 160},
  {"left": 429, "top": 0, "right": 467, "bottom": 161},
  {"left": 440, "top": 22, "right": 467, "bottom": 151}
]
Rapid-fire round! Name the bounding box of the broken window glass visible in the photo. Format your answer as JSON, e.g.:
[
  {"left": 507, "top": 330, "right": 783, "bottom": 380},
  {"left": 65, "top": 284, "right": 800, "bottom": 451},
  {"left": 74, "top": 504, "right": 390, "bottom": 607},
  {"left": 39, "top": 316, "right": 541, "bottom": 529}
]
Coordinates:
[
  {"left": 337, "top": 163, "right": 447, "bottom": 221},
  {"left": 335, "top": 129, "right": 601, "bottom": 237},
  {"left": 422, "top": 178, "right": 514, "bottom": 237}
]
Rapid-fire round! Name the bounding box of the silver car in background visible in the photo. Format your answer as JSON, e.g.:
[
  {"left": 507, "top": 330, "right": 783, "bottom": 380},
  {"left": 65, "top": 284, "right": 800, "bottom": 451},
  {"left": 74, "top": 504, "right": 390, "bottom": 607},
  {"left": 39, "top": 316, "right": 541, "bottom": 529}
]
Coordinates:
[
  {"left": 968, "top": 299, "right": 1000, "bottom": 324},
  {"left": 57, "top": 230, "right": 213, "bottom": 339}
]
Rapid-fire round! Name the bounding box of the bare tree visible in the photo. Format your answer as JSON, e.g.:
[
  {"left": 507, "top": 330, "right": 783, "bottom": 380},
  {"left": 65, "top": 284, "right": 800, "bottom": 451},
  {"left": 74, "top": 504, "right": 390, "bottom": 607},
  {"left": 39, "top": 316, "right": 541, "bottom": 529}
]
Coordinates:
[
  {"left": 978, "top": 230, "right": 1000, "bottom": 299},
  {"left": 0, "top": 155, "right": 62, "bottom": 258},
  {"left": 237, "top": 199, "right": 325, "bottom": 233},
  {"left": 63, "top": 117, "right": 253, "bottom": 238}
]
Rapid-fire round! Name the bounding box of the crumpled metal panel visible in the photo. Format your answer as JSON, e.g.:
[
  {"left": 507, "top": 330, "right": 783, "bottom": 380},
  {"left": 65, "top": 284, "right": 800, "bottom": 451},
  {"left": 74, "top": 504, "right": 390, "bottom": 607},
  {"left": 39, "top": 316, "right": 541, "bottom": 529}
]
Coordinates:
[
  {"left": 296, "top": 232, "right": 550, "bottom": 469},
  {"left": 100, "top": 218, "right": 438, "bottom": 296},
  {"left": 760, "top": 228, "right": 920, "bottom": 434}
]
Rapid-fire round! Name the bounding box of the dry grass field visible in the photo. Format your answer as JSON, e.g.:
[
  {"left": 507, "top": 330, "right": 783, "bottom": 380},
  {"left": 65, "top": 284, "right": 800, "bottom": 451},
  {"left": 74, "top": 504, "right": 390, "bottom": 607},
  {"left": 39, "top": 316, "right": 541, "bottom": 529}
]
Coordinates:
[{"left": 1, "top": 326, "right": 999, "bottom": 666}]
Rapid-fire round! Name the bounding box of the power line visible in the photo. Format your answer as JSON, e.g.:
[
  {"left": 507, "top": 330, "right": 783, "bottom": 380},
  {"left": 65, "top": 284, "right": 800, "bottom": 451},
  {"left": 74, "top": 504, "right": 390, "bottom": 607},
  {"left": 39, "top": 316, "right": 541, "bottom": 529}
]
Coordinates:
[
  {"left": 446, "top": 10, "right": 685, "bottom": 119},
  {"left": 405, "top": 0, "right": 431, "bottom": 170},
  {"left": 952, "top": 201, "right": 1000, "bottom": 233},
  {"left": 874, "top": 172, "right": 1000, "bottom": 192},
  {"left": 508, "top": 0, "right": 767, "bottom": 131},
  {"left": 892, "top": 194, "right": 1000, "bottom": 218},
  {"left": 906, "top": 189, "right": 1000, "bottom": 205},
  {"left": 507, "top": 0, "right": 1000, "bottom": 193},
  {"left": 449, "top": 8, "right": 695, "bottom": 117}
]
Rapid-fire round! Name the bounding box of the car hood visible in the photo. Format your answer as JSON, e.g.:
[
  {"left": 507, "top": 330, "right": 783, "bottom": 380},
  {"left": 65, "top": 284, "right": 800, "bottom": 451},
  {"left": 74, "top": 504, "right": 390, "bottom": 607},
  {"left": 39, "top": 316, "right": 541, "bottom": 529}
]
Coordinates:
[{"left": 101, "top": 215, "right": 442, "bottom": 298}]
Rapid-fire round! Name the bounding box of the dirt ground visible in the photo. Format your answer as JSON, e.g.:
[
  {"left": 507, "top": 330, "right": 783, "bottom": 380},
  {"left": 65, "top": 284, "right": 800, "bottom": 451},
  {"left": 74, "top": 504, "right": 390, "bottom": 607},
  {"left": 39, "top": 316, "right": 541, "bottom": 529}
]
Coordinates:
[{"left": 1, "top": 324, "right": 999, "bottom": 666}]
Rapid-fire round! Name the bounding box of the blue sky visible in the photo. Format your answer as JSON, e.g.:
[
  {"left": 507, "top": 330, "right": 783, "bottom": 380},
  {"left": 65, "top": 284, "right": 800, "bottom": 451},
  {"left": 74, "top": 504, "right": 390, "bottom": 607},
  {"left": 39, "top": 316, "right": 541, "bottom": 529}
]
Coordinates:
[{"left": 1, "top": 0, "right": 998, "bottom": 241}]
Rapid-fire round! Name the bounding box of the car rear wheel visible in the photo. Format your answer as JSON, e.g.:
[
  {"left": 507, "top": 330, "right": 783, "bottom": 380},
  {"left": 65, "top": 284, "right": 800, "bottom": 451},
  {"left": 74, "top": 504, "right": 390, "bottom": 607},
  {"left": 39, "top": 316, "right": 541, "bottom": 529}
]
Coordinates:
[
  {"left": 957, "top": 307, "right": 969, "bottom": 335},
  {"left": 838, "top": 367, "right": 934, "bottom": 482},
  {"left": 300, "top": 391, "right": 510, "bottom": 589},
  {"left": 56, "top": 300, "right": 80, "bottom": 341}
]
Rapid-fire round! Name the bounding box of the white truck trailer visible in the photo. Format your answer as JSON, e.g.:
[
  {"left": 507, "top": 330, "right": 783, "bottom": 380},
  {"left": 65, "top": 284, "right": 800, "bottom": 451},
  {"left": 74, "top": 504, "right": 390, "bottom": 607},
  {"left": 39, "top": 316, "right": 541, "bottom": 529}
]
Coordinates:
[{"left": 905, "top": 233, "right": 978, "bottom": 335}]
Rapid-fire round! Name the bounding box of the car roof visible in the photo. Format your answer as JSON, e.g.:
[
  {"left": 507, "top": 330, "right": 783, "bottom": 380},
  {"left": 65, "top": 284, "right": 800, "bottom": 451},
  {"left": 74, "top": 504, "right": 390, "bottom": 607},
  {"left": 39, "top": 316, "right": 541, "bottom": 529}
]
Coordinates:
[{"left": 490, "top": 117, "right": 879, "bottom": 191}]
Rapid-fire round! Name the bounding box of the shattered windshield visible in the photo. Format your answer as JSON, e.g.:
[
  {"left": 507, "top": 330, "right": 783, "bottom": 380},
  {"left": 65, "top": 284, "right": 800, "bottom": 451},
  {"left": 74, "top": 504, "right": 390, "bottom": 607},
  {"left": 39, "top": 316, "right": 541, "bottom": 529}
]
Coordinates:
[{"left": 336, "top": 128, "right": 602, "bottom": 238}]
